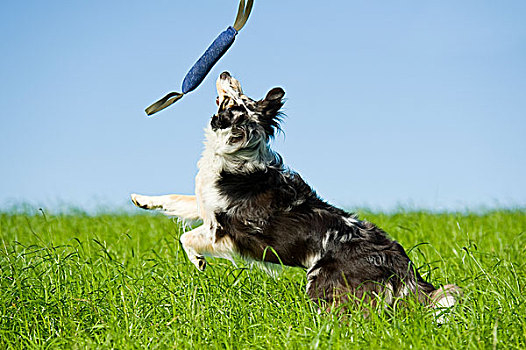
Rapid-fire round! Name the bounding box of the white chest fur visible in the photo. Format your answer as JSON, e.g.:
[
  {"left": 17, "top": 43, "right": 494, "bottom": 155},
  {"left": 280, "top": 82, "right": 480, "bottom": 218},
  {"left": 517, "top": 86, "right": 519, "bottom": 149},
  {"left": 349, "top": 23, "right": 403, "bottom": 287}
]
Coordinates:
[
  {"left": 194, "top": 126, "right": 275, "bottom": 224},
  {"left": 195, "top": 127, "right": 230, "bottom": 224}
]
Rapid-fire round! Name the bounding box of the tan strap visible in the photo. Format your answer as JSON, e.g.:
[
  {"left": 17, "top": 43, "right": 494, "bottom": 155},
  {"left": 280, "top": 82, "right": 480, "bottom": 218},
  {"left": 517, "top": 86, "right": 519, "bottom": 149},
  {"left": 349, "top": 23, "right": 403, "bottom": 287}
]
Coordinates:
[
  {"left": 145, "top": 92, "right": 184, "bottom": 116},
  {"left": 233, "top": 0, "right": 254, "bottom": 31}
]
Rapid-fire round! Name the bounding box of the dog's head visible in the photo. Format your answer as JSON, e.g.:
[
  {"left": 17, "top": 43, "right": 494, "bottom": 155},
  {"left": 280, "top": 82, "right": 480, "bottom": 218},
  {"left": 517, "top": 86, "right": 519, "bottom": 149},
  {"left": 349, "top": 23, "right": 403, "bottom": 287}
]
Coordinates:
[{"left": 211, "top": 72, "right": 285, "bottom": 145}]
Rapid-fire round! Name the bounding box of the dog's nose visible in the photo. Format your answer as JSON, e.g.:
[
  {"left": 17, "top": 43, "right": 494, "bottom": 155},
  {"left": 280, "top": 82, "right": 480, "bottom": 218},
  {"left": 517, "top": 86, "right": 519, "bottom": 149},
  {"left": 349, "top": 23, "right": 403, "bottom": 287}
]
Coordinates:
[{"left": 220, "top": 71, "right": 231, "bottom": 80}]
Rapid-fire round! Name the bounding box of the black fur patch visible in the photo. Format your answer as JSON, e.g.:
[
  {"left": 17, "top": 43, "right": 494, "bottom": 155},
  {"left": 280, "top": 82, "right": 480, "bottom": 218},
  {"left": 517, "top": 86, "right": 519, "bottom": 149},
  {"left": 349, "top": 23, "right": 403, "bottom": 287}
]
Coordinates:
[{"left": 208, "top": 79, "right": 438, "bottom": 309}]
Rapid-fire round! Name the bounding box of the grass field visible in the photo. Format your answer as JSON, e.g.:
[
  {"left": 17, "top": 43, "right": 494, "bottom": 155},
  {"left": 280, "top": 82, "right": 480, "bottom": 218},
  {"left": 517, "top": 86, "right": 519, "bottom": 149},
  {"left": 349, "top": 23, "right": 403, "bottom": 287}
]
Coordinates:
[{"left": 0, "top": 208, "right": 525, "bottom": 349}]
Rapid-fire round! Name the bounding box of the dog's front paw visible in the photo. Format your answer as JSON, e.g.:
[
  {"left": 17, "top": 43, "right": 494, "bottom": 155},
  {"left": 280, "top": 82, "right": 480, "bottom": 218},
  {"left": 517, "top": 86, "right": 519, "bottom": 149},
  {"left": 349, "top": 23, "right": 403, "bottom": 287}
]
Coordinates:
[
  {"left": 196, "top": 256, "right": 207, "bottom": 271},
  {"left": 188, "top": 255, "right": 207, "bottom": 272},
  {"left": 180, "top": 231, "right": 208, "bottom": 272},
  {"left": 131, "top": 193, "right": 155, "bottom": 210},
  {"left": 184, "top": 254, "right": 207, "bottom": 271}
]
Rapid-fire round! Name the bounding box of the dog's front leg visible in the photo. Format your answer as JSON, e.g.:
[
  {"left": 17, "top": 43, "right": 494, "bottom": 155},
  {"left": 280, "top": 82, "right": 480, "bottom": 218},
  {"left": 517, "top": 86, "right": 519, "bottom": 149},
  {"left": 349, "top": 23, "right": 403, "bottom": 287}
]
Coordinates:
[
  {"left": 131, "top": 193, "right": 200, "bottom": 220},
  {"left": 180, "top": 226, "right": 211, "bottom": 271},
  {"left": 180, "top": 225, "right": 236, "bottom": 271}
]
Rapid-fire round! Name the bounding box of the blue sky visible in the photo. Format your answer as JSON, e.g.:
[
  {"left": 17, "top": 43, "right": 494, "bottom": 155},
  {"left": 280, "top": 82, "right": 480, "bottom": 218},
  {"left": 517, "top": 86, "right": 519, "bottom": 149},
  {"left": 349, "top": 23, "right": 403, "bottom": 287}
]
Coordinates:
[{"left": 1, "top": 0, "right": 525, "bottom": 212}]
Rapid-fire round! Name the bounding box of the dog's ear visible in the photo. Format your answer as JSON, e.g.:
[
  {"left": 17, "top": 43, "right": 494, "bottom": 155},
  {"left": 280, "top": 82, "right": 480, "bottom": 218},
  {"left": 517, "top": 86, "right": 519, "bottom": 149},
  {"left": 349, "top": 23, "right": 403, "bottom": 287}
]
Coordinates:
[
  {"left": 257, "top": 87, "right": 285, "bottom": 117},
  {"left": 254, "top": 87, "right": 285, "bottom": 138}
]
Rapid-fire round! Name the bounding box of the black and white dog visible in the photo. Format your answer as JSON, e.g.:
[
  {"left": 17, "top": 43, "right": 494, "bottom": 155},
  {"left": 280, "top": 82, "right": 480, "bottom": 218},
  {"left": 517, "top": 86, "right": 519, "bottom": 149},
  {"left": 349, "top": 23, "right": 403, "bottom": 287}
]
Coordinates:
[{"left": 132, "top": 72, "right": 459, "bottom": 313}]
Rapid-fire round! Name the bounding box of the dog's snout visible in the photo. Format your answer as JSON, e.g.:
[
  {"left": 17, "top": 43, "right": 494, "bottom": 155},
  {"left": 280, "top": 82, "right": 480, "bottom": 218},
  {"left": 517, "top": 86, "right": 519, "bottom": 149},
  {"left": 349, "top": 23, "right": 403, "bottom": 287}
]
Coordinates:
[{"left": 216, "top": 72, "right": 243, "bottom": 107}]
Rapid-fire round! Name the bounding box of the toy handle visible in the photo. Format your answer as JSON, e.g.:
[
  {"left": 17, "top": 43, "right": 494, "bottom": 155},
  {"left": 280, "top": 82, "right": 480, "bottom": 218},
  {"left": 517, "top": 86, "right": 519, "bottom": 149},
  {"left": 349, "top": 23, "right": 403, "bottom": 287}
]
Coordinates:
[{"left": 182, "top": 26, "right": 238, "bottom": 94}]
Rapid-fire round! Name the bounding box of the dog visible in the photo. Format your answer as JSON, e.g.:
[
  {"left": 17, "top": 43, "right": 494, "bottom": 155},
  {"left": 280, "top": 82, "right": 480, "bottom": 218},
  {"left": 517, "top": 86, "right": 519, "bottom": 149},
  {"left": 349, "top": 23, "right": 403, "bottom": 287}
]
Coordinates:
[{"left": 131, "top": 71, "right": 460, "bottom": 315}]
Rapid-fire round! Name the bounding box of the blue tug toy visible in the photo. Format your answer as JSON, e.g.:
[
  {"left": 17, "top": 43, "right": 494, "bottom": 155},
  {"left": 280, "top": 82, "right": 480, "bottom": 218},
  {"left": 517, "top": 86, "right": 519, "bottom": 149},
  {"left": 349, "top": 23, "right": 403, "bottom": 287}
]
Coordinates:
[{"left": 145, "top": 0, "right": 254, "bottom": 116}]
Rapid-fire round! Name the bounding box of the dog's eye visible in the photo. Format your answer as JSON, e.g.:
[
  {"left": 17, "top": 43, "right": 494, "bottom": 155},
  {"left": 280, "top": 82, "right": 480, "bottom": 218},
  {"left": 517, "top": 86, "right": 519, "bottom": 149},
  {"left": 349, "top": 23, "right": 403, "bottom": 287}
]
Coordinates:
[{"left": 216, "top": 96, "right": 219, "bottom": 106}]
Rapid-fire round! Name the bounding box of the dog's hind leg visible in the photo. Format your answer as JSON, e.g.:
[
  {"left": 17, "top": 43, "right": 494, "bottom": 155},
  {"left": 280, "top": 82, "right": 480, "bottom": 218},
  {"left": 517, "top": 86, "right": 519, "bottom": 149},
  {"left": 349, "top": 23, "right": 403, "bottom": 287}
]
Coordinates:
[
  {"left": 130, "top": 193, "right": 200, "bottom": 220},
  {"left": 428, "top": 284, "right": 462, "bottom": 324}
]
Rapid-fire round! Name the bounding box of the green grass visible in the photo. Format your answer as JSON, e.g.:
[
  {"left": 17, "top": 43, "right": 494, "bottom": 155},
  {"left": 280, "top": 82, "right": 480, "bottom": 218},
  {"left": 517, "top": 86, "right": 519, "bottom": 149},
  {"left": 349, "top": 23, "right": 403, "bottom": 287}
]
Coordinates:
[{"left": 1, "top": 209, "right": 525, "bottom": 349}]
